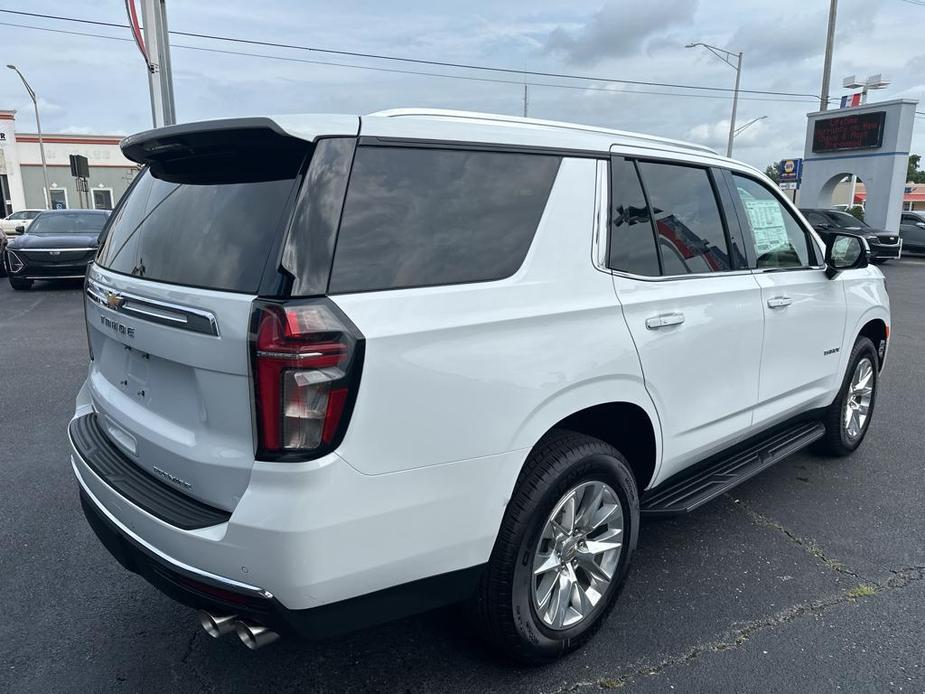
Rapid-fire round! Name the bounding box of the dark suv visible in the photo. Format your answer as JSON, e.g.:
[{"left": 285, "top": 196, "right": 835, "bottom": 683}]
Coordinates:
[
  {"left": 799, "top": 208, "right": 902, "bottom": 263},
  {"left": 899, "top": 211, "right": 925, "bottom": 254}
]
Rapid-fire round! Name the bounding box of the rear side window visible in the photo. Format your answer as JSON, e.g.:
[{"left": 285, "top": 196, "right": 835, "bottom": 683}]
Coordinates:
[
  {"left": 608, "top": 156, "right": 659, "bottom": 276},
  {"left": 96, "top": 144, "right": 304, "bottom": 293},
  {"left": 328, "top": 147, "right": 560, "bottom": 294},
  {"left": 636, "top": 162, "right": 731, "bottom": 274}
]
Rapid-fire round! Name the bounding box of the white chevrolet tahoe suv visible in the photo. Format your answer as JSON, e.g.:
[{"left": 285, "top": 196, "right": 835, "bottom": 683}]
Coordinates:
[{"left": 70, "top": 109, "right": 889, "bottom": 662}]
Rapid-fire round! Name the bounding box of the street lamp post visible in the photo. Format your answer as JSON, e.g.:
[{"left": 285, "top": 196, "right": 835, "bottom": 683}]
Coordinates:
[
  {"left": 7, "top": 64, "right": 50, "bottom": 208},
  {"left": 733, "top": 115, "right": 768, "bottom": 138},
  {"left": 686, "top": 43, "right": 743, "bottom": 158}
]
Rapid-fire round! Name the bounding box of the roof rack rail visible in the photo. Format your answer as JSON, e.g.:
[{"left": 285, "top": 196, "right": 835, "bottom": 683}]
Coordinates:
[{"left": 368, "top": 108, "right": 718, "bottom": 156}]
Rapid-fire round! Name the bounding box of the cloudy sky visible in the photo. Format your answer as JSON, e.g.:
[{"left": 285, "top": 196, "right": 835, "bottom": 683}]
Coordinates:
[{"left": 0, "top": 0, "right": 924, "bottom": 170}]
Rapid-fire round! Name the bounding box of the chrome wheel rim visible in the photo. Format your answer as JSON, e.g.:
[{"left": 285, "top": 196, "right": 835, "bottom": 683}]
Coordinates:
[
  {"left": 531, "top": 480, "right": 623, "bottom": 630},
  {"left": 844, "top": 357, "right": 874, "bottom": 440}
]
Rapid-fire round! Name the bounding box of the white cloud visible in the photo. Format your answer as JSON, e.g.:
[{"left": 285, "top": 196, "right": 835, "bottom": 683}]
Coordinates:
[{"left": 544, "top": 0, "right": 698, "bottom": 64}]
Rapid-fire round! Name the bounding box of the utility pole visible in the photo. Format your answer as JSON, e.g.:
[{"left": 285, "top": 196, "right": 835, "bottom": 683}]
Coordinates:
[
  {"left": 523, "top": 84, "right": 528, "bottom": 117},
  {"left": 727, "top": 51, "right": 742, "bottom": 158},
  {"left": 7, "top": 65, "right": 50, "bottom": 208},
  {"left": 126, "top": 0, "right": 176, "bottom": 127},
  {"left": 820, "top": 0, "right": 838, "bottom": 111},
  {"left": 685, "top": 43, "right": 743, "bottom": 157}
]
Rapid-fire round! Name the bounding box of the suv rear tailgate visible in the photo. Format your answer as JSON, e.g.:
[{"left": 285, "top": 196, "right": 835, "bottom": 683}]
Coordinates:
[{"left": 85, "top": 266, "right": 256, "bottom": 511}]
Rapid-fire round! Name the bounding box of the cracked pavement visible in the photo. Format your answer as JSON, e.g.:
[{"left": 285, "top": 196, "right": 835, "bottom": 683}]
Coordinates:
[{"left": 3, "top": 259, "right": 924, "bottom": 693}]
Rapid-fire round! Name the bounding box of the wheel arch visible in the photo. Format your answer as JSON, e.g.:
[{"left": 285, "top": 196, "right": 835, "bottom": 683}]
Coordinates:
[
  {"left": 511, "top": 383, "right": 662, "bottom": 495},
  {"left": 857, "top": 317, "right": 888, "bottom": 370}
]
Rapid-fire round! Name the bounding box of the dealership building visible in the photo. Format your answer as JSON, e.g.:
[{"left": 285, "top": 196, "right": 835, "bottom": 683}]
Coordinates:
[{"left": 0, "top": 108, "right": 138, "bottom": 216}]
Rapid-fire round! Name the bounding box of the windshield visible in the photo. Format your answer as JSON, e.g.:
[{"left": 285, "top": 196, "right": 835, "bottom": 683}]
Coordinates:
[
  {"left": 28, "top": 212, "right": 108, "bottom": 234},
  {"left": 825, "top": 211, "right": 868, "bottom": 229}
]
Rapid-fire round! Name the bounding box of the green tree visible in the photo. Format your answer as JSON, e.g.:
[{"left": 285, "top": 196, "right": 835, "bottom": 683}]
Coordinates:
[
  {"left": 907, "top": 154, "right": 925, "bottom": 183},
  {"left": 847, "top": 205, "right": 865, "bottom": 222},
  {"left": 764, "top": 162, "right": 780, "bottom": 183}
]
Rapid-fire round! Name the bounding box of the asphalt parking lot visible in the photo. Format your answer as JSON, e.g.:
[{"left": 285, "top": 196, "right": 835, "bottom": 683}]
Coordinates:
[{"left": 2, "top": 260, "right": 924, "bottom": 694}]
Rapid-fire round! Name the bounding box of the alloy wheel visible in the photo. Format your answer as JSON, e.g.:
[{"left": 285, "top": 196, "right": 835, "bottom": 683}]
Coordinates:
[
  {"left": 844, "top": 357, "right": 874, "bottom": 440},
  {"left": 531, "top": 480, "right": 623, "bottom": 630}
]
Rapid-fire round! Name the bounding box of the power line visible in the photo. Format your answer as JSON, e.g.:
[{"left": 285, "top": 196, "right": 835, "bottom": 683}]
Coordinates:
[
  {"left": 0, "top": 20, "right": 819, "bottom": 105},
  {"left": 0, "top": 7, "right": 823, "bottom": 100}
]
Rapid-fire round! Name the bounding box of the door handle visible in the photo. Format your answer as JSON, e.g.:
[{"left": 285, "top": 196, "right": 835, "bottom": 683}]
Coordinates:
[
  {"left": 646, "top": 312, "right": 685, "bottom": 329},
  {"left": 767, "top": 296, "right": 793, "bottom": 309}
]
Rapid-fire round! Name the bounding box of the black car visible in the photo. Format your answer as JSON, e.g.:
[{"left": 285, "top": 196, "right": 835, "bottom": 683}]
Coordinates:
[
  {"left": 899, "top": 211, "right": 925, "bottom": 254},
  {"left": 5, "top": 209, "right": 110, "bottom": 290},
  {"left": 800, "top": 208, "right": 902, "bottom": 263}
]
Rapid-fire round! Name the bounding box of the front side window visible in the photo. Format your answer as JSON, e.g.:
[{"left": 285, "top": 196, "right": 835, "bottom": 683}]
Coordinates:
[
  {"left": 608, "top": 156, "right": 659, "bottom": 276},
  {"left": 733, "top": 175, "right": 812, "bottom": 269},
  {"left": 329, "top": 147, "right": 560, "bottom": 293},
  {"left": 636, "top": 162, "right": 731, "bottom": 274}
]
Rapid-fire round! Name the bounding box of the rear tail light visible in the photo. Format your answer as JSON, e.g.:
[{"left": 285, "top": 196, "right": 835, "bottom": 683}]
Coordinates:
[{"left": 250, "top": 299, "right": 364, "bottom": 460}]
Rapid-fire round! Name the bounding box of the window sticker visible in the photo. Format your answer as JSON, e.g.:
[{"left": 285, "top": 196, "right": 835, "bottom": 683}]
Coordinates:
[{"left": 743, "top": 198, "right": 790, "bottom": 255}]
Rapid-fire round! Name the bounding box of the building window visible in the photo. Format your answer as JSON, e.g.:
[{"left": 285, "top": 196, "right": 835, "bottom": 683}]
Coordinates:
[
  {"left": 92, "top": 188, "right": 114, "bottom": 210},
  {"left": 48, "top": 188, "right": 68, "bottom": 209}
]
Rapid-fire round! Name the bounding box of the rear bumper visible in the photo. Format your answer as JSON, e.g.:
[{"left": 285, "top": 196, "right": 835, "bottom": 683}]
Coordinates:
[
  {"left": 69, "top": 382, "right": 517, "bottom": 628},
  {"left": 78, "top": 481, "right": 483, "bottom": 639}
]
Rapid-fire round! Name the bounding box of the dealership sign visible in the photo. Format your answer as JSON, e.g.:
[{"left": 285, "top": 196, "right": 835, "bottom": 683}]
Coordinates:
[{"left": 812, "top": 112, "right": 886, "bottom": 153}]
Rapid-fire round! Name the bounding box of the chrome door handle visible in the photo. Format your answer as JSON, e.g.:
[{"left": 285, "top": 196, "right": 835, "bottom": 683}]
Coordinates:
[
  {"left": 646, "top": 312, "right": 685, "bottom": 329},
  {"left": 767, "top": 296, "right": 792, "bottom": 309}
]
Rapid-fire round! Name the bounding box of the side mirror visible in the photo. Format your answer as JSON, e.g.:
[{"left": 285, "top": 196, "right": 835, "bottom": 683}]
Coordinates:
[
  {"left": 917, "top": 222, "right": 925, "bottom": 229},
  {"left": 825, "top": 233, "right": 868, "bottom": 278},
  {"left": 14, "top": 225, "right": 24, "bottom": 233}
]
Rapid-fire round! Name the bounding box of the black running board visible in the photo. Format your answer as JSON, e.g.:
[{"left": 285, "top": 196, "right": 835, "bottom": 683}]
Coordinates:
[{"left": 640, "top": 420, "right": 825, "bottom": 517}]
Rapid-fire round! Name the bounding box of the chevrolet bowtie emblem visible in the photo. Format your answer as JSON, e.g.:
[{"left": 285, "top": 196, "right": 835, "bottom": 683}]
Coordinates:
[{"left": 105, "top": 291, "right": 125, "bottom": 310}]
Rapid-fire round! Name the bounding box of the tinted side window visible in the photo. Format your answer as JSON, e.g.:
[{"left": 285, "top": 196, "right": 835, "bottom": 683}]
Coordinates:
[
  {"left": 283, "top": 137, "right": 356, "bottom": 296},
  {"left": 733, "top": 175, "right": 812, "bottom": 269},
  {"left": 329, "top": 147, "right": 560, "bottom": 293},
  {"left": 636, "top": 162, "right": 731, "bottom": 274},
  {"left": 608, "top": 156, "right": 659, "bottom": 276}
]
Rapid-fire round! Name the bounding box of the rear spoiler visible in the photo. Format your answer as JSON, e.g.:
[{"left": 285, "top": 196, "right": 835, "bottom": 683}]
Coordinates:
[{"left": 120, "top": 118, "right": 312, "bottom": 184}]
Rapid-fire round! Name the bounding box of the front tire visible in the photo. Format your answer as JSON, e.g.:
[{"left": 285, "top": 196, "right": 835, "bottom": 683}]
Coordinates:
[
  {"left": 473, "top": 430, "right": 639, "bottom": 663},
  {"left": 8, "top": 276, "right": 33, "bottom": 290},
  {"left": 816, "top": 337, "right": 878, "bottom": 456}
]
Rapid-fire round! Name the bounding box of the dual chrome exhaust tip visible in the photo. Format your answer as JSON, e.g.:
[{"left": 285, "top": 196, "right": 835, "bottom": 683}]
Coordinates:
[{"left": 198, "top": 610, "right": 280, "bottom": 650}]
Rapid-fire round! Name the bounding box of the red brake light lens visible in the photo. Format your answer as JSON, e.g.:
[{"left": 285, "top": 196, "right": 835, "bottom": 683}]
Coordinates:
[{"left": 251, "top": 299, "right": 363, "bottom": 460}]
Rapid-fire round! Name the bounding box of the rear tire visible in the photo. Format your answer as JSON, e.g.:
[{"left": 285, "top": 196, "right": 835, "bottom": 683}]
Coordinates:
[
  {"left": 8, "top": 276, "right": 33, "bottom": 290},
  {"left": 815, "top": 337, "right": 878, "bottom": 457},
  {"left": 472, "top": 429, "right": 639, "bottom": 663}
]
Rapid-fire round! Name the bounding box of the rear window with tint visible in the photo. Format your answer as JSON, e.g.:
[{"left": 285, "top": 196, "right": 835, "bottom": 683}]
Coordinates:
[
  {"left": 96, "top": 169, "right": 298, "bottom": 293},
  {"left": 328, "top": 147, "right": 560, "bottom": 293}
]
